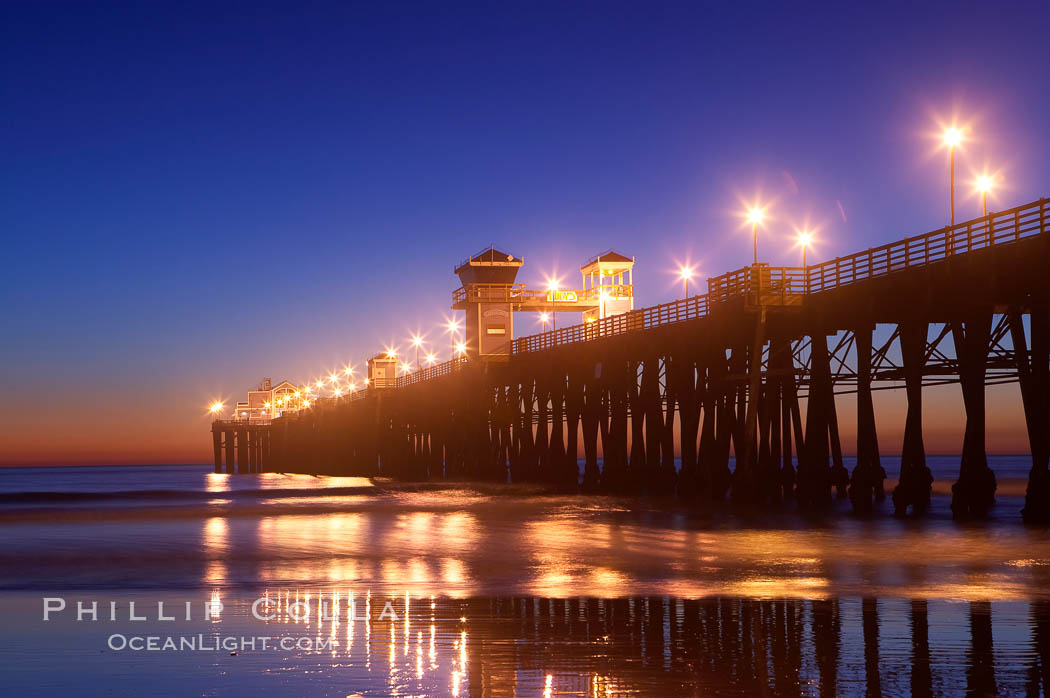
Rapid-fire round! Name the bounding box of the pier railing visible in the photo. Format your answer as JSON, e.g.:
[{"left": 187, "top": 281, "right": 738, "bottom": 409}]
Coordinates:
[
  {"left": 513, "top": 197, "right": 1048, "bottom": 354},
  {"left": 806, "top": 198, "right": 1047, "bottom": 293},
  {"left": 396, "top": 356, "right": 467, "bottom": 387},
  {"left": 309, "top": 197, "right": 1048, "bottom": 396}
]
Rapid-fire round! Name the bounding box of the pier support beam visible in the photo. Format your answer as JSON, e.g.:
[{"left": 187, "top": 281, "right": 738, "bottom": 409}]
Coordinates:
[
  {"left": 516, "top": 378, "right": 535, "bottom": 482},
  {"left": 535, "top": 374, "right": 550, "bottom": 482},
  {"left": 212, "top": 427, "right": 222, "bottom": 474},
  {"left": 850, "top": 323, "right": 886, "bottom": 513},
  {"left": 733, "top": 310, "right": 766, "bottom": 505},
  {"left": 675, "top": 352, "right": 701, "bottom": 498},
  {"left": 773, "top": 338, "right": 803, "bottom": 500},
  {"left": 580, "top": 365, "right": 601, "bottom": 492},
  {"left": 224, "top": 429, "right": 235, "bottom": 475},
  {"left": 565, "top": 367, "right": 584, "bottom": 489},
  {"left": 1013, "top": 305, "right": 1050, "bottom": 524},
  {"left": 236, "top": 427, "right": 248, "bottom": 474},
  {"left": 798, "top": 333, "right": 833, "bottom": 510},
  {"left": 696, "top": 347, "right": 718, "bottom": 498},
  {"left": 950, "top": 309, "right": 997, "bottom": 519},
  {"left": 893, "top": 320, "right": 933, "bottom": 516},
  {"left": 602, "top": 354, "right": 630, "bottom": 493},
  {"left": 628, "top": 360, "right": 646, "bottom": 494}
]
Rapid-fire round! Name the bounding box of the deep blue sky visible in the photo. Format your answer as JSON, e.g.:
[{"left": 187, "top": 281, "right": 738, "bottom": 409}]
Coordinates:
[{"left": 3, "top": 1, "right": 1049, "bottom": 463}]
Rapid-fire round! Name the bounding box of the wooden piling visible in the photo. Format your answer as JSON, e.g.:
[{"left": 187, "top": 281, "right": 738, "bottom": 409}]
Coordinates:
[
  {"left": 224, "top": 428, "right": 235, "bottom": 476},
  {"left": 950, "top": 309, "right": 997, "bottom": 519},
  {"left": 212, "top": 427, "right": 222, "bottom": 474},
  {"left": 892, "top": 320, "right": 933, "bottom": 516},
  {"left": 850, "top": 323, "right": 885, "bottom": 513},
  {"left": 1013, "top": 305, "right": 1050, "bottom": 524}
]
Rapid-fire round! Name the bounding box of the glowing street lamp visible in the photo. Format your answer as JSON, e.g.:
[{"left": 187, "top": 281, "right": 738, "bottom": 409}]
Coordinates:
[
  {"left": 411, "top": 335, "right": 424, "bottom": 370},
  {"left": 975, "top": 174, "right": 995, "bottom": 217},
  {"left": 678, "top": 264, "right": 695, "bottom": 299},
  {"left": 539, "top": 312, "right": 550, "bottom": 332},
  {"left": 400, "top": 361, "right": 412, "bottom": 376},
  {"left": 546, "top": 277, "right": 561, "bottom": 330},
  {"left": 209, "top": 401, "right": 224, "bottom": 415},
  {"left": 797, "top": 229, "right": 813, "bottom": 268},
  {"left": 446, "top": 318, "right": 462, "bottom": 356},
  {"left": 455, "top": 341, "right": 467, "bottom": 357},
  {"left": 942, "top": 127, "right": 963, "bottom": 226},
  {"left": 747, "top": 207, "right": 765, "bottom": 266},
  {"left": 425, "top": 352, "right": 437, "bottom": 366}
]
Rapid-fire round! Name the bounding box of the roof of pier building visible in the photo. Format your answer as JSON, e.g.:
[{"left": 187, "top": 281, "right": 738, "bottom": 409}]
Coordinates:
[
  {"left": 581, "top": 249, "right": 634, "bottom": 276},
  {"left": 454, "top": 246, "right": 524, "bottom": 285}
]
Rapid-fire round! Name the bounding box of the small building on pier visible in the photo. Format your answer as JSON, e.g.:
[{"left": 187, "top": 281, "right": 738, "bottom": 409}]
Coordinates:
[
  {"left": 231, "top": 378, "right": 304, "bottom": 423},
  {"left": 580, "top": 250, "right": 634, "bottom": 323},
  {"left": 367, "top": 352, "right": 399, "bottom": 389}
]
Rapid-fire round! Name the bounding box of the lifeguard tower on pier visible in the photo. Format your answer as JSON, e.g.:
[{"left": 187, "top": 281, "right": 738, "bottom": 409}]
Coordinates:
[
  {"left": 367, "top": 351, "right": 398, "bottom": 389},
  {"left": 579, "top": 250, "right": 635, "bottom": 323},
  {"left": 452, "top": 247, "right": 525, "bottom": 359},
  {"left": 451, "top": 246, "right": 635, "bottom": 360}
]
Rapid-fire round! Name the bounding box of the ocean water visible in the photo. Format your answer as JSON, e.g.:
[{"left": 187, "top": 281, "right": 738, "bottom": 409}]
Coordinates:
[{"left": 0, "top": 458, "right": 1047, "bottom": 696}]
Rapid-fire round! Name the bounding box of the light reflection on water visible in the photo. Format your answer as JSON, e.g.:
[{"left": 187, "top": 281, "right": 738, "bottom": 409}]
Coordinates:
[
  {"left": 211, "top": 494, "right": 1049, "bottom": 601},
  {"left": 2, "top": 485, "right": 1048, "bottom": 600},
  {"left": 7, "top": 589, "right": 1045, "bottom": 696},
  {"left": 2, "top": 472, "right": 1050, "bottom": 694}
]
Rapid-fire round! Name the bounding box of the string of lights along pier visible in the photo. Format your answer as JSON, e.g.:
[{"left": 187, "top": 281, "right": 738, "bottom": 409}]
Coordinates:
[{"left": 209, "top": 128, "right": 1049, "bottom": 523}]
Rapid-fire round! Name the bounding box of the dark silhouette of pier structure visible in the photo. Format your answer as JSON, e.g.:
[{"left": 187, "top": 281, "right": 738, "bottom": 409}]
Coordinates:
[{"left": 213, "top": 198, "right": 1050, "bottom": 522}]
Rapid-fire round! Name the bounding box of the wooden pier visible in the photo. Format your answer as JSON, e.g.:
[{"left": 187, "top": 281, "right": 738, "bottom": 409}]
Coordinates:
[
  {"left": 211, "top": 422, "right": 269, "bottom": 474},
  {"left": 214, "top": 198, "right": 1050, "bottom": 522}
]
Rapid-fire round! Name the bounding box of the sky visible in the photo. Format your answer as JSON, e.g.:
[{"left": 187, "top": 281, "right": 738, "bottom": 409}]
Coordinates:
[{"left": 2, "top": 1, "right": 1049, "bottom": 465}]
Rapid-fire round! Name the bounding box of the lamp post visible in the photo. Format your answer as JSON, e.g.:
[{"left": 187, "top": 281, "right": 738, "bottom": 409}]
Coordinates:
[
  {"left": 975, "top": 174, "right": 994, "bottom": 217},
  {"left": 540, "top": 312, "right": 549, "bottom": 332},
  {"left": 797, "top": 229, "right": 813, "bottom": 294},
  {"left": 678, "top": 264, "right": 695, "bottom": 299},
  {"left": 797, "top": 230, "right": 812, "bottom": 268},
  {"left": 943, "top": 127, "right": 962, "bottom": 226},
  {"left": 411, "top": 335, "right": 424, "bottom": 371},
  {"left": 748, "top": 207, "right": 765, "bottom": 265},
  {"left": 546, "top": 279, "right": 560, "bottom": 331},
  {"left": 446, "top": 319, "right": 461, "bottom": 358}
]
